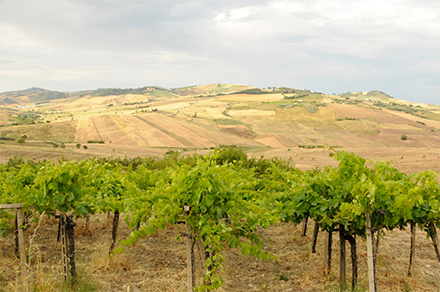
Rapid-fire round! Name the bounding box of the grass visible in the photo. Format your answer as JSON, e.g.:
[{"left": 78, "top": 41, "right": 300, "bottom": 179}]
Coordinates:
[
  {"left": 0, "top": 120, "right": 77, "bottom": 142},
  {"left": 0, "top": 208, "right": 439, "bottom": 292},
  {"left": 58, "top": 269, "right": 99, "bottom": 292},
  {"left": 213, "top": 119, "right": 245, "bottom": 125}
]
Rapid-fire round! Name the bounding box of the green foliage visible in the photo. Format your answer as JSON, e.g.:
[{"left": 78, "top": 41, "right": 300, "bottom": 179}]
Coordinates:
[
  {"left": 45, "top": 141, "right": 59, "bottom": 148},
  {"left": 58, "top": 268, "right": 98, "bottom": 292},
  {"left": 3, "top": 87, "right": 68, "bottom": 102},
  {"left": 213, "top": 146, "right": 247, "bottom": 165},
  {"left": 213, "top": 119, "right": 244, "bottom": 125},
  {"left": 401, "top": 135, "right": 407, "bottom": 140},
  {"left": 0, "top": 150, "right": 438, "bottom": 291},
  {"left": 91, "top": 86, "right": 173, "bottom": 97},
  {"left": 235, "top": 88, "right": 263, "bottom": 94},
  {"left": 10, "top": 111, "right": 40, "bottom": 125},
  {"left": 6, "top": 156, "right": 25, "bottom": 167}
]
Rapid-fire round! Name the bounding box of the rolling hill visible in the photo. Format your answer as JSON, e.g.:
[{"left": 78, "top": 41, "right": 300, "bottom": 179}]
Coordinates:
[{"left": 1, "top": 84, "right": 439, "bottom": 172}]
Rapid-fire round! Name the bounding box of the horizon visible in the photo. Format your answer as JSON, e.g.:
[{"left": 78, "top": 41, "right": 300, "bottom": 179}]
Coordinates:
[
  {"left": 2, "top": 84, "right": 439, "bottom": 106},
  {"left": 1, "top": 0, "right": 439, "bottom": 105}
]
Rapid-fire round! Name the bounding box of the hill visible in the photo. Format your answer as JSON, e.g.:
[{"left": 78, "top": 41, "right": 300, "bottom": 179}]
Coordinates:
[
  {"left": 0, "top": 84, "right": 439, "bottom": 173},
  {"left": 0, "top": 87, "right": 69, "bottom": 104}
]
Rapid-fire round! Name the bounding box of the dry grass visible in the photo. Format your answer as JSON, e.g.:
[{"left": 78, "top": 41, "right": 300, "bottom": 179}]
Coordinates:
[{"left": 1, "top": 215, "right": 439, "bottom": 292}]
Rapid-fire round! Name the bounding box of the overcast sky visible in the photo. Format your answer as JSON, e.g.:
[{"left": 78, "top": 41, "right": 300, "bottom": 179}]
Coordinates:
[{"left": 0, "top": 0, "right": 439, "bottom": 104}]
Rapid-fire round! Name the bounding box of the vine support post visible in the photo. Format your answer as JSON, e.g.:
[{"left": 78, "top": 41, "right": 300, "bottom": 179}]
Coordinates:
[
  {"left": 85, "top": 214, "right": 91, "bottom": 232},
  {"left": 109, "top": 210, "right": 120, "bottom": 255},
  {"left": 366, "top": 212, "right": 376, "bottom": 292},
  {"left": 185, "top": 206, "right": 195, "bottom": 292},
  {"left": 16, "top": 207, "right": 28, "bottom": 290},
  {"left": 301, "top": 214, "right": 309, "bottom": 237},
  {"left": 339, "top": 225, "right": 346, "bottom": 291},
  {"left": 346, "top": 234, "right": 358, "bottom": 291},
  {"left": 59, "top": 214, "right": 69, "bottom": 282},
  {"left": 427, "top": 222, "right": 440, "bottom": 263},
  {"left": 323, "top": 230, "right": 332, "bottom": 275},
  {"left": 1, "top": 204, "right": 28, "bottom": 291},
  {"left": 58, "top": 214, "right": 77, "bottom": 282},
  {"left": 14, "top": 214, "right": 19, "bottom": 256},
  {"left": 66, "top": 214, "right": 77, "bottom": 279},
  {"left": 408, "top": 222, "right": 416, "bottom": 276},
  {"left": 312, "top": 222, "right": 319, "bottom": 253}
]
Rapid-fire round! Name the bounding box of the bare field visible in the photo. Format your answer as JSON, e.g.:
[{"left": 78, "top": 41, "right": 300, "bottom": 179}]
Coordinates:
[
  {"left": 0, "top": 120, "right": 77, "bottom": 142},
  {"left": 216, "top": 94, "right": 284, "bottom": 102},
  {"left": 1, "top": 92, "right": 439, "bottom": 168}
]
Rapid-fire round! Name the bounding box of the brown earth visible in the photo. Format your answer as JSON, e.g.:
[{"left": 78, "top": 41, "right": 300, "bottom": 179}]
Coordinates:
[{"left": 0, "top": 214, "right": 438, "bottom": 292}]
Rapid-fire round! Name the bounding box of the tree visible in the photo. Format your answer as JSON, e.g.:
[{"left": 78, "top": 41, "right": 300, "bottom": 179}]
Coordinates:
[
  {"left": 76, "top": 143, "right": 81, "bottom": 149},
  {"left": 18, "top": 134, "right": 28, "bottom": 145},
  {"left": 401, "top": 135, "right": 408, "bottom": 141},
  {"left": 83, "top": 145, "right": 88, "bottom": 149}
]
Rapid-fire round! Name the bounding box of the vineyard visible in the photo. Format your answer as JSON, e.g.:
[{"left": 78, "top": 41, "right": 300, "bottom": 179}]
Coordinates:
[{"left": 0, "top": 148, "right": 439, "bottom": 291}]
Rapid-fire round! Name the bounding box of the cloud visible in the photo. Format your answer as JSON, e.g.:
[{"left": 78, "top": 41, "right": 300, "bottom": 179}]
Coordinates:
[{"left": 0, "top": 0, "right": 439, "bottom": 104}]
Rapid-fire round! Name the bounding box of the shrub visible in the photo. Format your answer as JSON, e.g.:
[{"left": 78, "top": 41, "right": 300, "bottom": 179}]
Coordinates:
[
  {"left": 83, "top": 145, "right": 88, "bottom": 149},
  {"left": 76, "top": 143, "right": 81, "bottom": 148},
  {"left": 401, "top": 135, "right": 408, "bottom": 140}
]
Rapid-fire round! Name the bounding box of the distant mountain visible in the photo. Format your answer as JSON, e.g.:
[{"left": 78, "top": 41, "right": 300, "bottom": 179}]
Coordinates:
[{"left": 0, "top": 87, "right": 69, "bottom": 103}]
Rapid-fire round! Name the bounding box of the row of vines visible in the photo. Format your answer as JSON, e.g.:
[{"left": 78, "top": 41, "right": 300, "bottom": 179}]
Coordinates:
[{"left": 0, "top": 149, "right": 439, "bottom": 291}]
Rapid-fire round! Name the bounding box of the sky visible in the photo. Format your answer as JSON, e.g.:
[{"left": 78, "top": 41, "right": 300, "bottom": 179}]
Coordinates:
[{"left": 0, "top": 0, "right": 439, "bottom": 104}]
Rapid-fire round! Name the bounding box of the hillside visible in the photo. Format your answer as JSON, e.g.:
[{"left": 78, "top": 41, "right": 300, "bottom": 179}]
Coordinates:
[
  {"left": 1, "top": 84, "right": 439, "bottom": 172},
  {"left": 0, "top": 87, "right": 69, "bottom": 104}
]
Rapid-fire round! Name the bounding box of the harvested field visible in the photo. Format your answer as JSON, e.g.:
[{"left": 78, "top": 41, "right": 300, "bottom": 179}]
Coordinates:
[
  {"left": 328, "top": 104, "right": 422, "bottom": 125},
  {"left": 0, "top": 120, "right": 77, "bottom": 142},
  {"left": 227, "top": 109, "right": 276, "bottom": 117},
  {"left": 218, "top": 125, "right": 255, "bottom": 139},
  {"left": 217, "top": 94, "right": 284, "bottom": 102}
]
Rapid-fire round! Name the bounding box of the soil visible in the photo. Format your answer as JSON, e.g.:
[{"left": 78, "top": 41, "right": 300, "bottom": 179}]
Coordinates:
[{"left": 0, "top": 214, "right": 439, "bottom": 292}]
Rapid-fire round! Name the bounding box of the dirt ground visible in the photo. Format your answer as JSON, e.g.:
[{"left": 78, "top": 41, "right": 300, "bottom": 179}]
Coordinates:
[{"left": 0, "top": 214, "right": 439, "bottom": 292}]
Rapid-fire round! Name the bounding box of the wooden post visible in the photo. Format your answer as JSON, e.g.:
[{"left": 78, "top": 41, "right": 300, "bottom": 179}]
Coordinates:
[
  {"left": 408, "top": 223, "right": 416, "bottom": 276},
  {"left": 323, "top": 230, "right": 332, "bottom": 274},
  {"left": 0, "top": 204, "right": 24, "bottom": 209},
  {"left": 312, "top": 222, "right": 319, "bottom": 253},
  {"left": 14, "top": 213, "right": 19, "bottom": 256},
  {"left": 346, "top": 234, "right": 358, "bottom": 291},
  {"left": 16, "top": 208, "right": 28, "bottom": 291},
  {"left": 0, "top": 204, "right": 27, "bottom": 290},
  {"left": 85, "top": 214, "right": 91, "bottom": 232},
  {"left": 301, "top": 215, "right": 309, "bottom": 237},
  {"left": 339, "top": 226, "right": 346, "bottom": 291},
  {"left": 109, "top": 210, "right": 120, "bottom": 255},
  {"left": 428, "top": 222, "right": 440, "bottom": 263},
  {"left": 60, "top": 214, "right": 69, "bottom": 282},
  {"left": 66, "top": 215, "right": 77, "bottom": 279},
  {"left": 185, "top": 206, "right": 195, "bottom": 292},
  {"left": 366, "top": 212, "right": 376, "bottom": 292}
]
